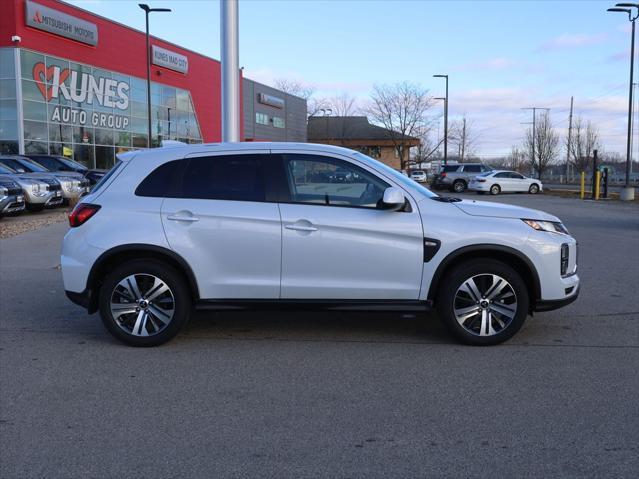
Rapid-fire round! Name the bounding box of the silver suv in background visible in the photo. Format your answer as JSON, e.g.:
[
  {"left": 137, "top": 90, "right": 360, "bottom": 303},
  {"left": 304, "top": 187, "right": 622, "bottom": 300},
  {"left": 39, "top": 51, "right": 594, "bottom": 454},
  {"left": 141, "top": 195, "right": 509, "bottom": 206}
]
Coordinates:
[
  {"left": 0, "top": 164, "right": 63, "bottom": 211},
  {"left": 0, "top": 175, "right": 26, "bottom": 217},
  {"left": 432, "top": 163, "right": 492, "bottom": 193}
]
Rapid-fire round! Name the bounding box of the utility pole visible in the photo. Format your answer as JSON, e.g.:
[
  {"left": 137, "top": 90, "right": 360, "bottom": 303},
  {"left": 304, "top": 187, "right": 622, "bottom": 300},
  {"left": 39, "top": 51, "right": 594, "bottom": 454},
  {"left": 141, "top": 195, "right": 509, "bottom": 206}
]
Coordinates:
[
  {"left": 221, "top": 0, "right": 240, "bottom": 142},
  {"left": 522, "top": 107, "right": 550, "bottom": 179},
  {"left": 566, "top": 96, "right": 574, "bottom": 183}
]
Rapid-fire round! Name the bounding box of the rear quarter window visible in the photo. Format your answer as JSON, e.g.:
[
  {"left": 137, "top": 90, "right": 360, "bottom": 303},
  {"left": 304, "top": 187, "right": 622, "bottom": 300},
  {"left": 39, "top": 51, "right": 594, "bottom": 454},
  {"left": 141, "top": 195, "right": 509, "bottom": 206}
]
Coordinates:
[{"left": 135, "top": 160, "right": 181, "bottom": 197}]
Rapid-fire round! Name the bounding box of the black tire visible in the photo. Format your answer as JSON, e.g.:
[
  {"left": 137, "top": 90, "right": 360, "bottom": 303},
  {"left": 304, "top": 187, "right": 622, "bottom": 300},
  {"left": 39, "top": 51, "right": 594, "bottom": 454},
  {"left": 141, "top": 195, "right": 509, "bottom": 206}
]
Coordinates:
[
  {"left": 529, "top": 183, "right": 540, "bottom": 194},
  {"left": 452, "top": 180, "right": 467, "bottom": 193},
  {"left": 26, "top": 203, "right": 44, "bottom": 212},
  {"left": 98, "top": 259, "right": 191, "bottom": 346},
  {"left": 436, "top": 259, "right": 529, "bottom": 346},
  {"left": 490, "top": 184, "right": 501, "bottom": 195}
]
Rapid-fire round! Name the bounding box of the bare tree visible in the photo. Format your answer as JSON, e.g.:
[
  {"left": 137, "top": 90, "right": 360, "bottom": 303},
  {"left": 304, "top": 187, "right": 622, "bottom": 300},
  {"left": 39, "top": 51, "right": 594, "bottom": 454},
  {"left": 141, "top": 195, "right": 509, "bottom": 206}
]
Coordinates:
[
  {"left": 365, "top": 82, "right": 434, "bottom": 170},
  {"left": 449, "top": 115, "right": 477, "bottom": 161},
  {"left": 524, "top": 111, "right": 559, "bottom": 179},
  {"left": 567, "top": 116, "right": 600, "bottom": 173},
  {"left": 506, "top": 145, "right": 527, "bottom": 172},
  {"left": 326, "top": 93, "right": 359, "bottom": 116},
  {"left": 273, "top": 78, "right": 328, "bottom": 117}
]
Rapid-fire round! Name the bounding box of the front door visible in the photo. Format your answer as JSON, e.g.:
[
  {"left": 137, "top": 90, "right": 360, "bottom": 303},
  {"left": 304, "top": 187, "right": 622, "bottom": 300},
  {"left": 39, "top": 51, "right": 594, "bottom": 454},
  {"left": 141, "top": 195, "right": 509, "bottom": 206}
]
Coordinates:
[
  {"left": 276, "top": 152, "right": 424, "bottom": 300},
  {"left": 161, "top": 152, "right": 282, "bottom": 299}
]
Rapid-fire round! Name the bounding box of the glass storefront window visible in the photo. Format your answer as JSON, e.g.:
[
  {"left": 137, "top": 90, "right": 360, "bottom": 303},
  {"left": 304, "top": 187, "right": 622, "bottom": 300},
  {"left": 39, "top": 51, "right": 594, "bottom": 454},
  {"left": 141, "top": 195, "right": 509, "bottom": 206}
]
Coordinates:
[
  {"left": 17, "top": 49, "right": 202, "bottom": 168},
  {"left": 0, "top": 120, "right": 18, "bottom": 140},
  {"left": 0, "top": 141, "right": 19, "bottom": 154},
  {"left": 0, "top": 79, "right": 16, "bottom": 99},
  {"left": 24, "top": 140, "right": 48, "bottom": 154},
  {"left": 23, "top": 120, "right": 48, "bottom": 141},
  {"left": 0, "top": 99, "right": 17, "bottom": 120},
  {"left": 23, "top": 100, "right": 47, "bottom": 122},
  {"left": 0, "top": 48, "right": 16, "bottom": 79},
  {"left": 21, "top": 50, "right": 44, "bottom": 79},
  {"left": 48, "top": 123, "right": 73, "bottom": 143}
]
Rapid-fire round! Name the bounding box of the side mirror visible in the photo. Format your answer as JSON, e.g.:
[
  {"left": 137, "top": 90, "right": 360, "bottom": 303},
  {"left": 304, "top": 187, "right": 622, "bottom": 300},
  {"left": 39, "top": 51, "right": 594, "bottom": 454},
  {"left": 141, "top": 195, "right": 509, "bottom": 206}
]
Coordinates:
[{"left": 382, "top": 187, "right": 406, "bottom": 211}]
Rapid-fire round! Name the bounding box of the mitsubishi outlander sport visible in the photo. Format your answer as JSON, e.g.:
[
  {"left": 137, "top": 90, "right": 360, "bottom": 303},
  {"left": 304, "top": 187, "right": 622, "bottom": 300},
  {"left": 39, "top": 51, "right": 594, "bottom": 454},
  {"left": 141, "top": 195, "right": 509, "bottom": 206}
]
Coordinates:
[{"left": 61, "top": 143, "right": 579, "bottom": 346}]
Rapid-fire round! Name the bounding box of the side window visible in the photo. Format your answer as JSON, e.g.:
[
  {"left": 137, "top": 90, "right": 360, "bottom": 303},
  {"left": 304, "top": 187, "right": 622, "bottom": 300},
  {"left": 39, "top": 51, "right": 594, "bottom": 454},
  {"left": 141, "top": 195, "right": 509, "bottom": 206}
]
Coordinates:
[
  {"left": 463, "top": 165, "right": 481, "bottom": 173},
  {"left": 495, "top": 172, "right": 510, "bottom": 178},
  {"left": 283, "top": 154, "right": 389, "bottom": 209},
  {"left": 179, "top": 154, "right": 266, "bottom": 202},
  {"left": 135, "top": 160, "right": 181, "bottom": 197},
  {"left": 510, "top": 172, "right": 524, "bottom": 179},
  {"left": 480, "top": 165, "right": 491, "bottom": 172}
]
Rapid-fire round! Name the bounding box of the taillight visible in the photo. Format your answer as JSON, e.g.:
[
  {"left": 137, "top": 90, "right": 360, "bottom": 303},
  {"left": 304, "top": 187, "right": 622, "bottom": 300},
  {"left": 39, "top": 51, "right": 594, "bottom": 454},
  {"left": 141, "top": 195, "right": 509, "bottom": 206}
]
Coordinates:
[
  {"left": 440, "top": 172, "right": 447, "bottom": 178},
  {"left": 69, "top": 203, "right": 101, "bottom": 227},
  {"left": 477, "top": 178, "right": 486, "bottom": 183}
]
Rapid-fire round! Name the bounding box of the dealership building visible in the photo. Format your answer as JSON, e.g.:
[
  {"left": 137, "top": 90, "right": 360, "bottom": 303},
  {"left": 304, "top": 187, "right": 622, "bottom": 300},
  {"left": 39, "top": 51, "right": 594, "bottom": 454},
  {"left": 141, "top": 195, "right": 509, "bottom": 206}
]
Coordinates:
[{"left": 0, "top": 0, "right": 306, "bottom": 168}]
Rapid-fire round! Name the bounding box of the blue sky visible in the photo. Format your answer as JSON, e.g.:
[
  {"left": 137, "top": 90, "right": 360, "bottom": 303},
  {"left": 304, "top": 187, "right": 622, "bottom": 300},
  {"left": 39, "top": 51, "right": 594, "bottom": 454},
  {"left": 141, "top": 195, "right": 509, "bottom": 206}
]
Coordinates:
[{"left": 67, "top": 0, "right": 637, "bottom": 158}]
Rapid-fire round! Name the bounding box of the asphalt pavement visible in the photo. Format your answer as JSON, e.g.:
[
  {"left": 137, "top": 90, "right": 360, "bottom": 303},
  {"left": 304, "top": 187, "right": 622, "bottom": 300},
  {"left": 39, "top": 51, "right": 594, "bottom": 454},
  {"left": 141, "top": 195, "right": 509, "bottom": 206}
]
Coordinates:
[{"left": 1, "top": 193, "right": 638, "bottom": 478}]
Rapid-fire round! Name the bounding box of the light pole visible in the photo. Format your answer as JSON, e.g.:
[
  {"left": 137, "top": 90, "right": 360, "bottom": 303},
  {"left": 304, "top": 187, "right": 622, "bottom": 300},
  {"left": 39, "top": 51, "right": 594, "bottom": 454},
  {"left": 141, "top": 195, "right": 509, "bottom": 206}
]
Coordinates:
[
  {"left": 139, "top": 4, "right": 171, "bottom": 148},
  {"left": 433, "top": 74, "right": 448, "bottom": 164},
  {"left": 607, "top": 3, "right": 637, "bottom": 200},
  {"left": 434, "top": 97, "right": 446, "bottom": 160}
]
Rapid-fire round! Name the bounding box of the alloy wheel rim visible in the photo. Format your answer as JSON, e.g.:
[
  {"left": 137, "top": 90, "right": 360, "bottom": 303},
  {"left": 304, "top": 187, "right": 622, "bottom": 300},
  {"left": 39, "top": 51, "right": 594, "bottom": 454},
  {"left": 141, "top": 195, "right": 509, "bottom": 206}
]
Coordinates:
[
  {"left": 453, "top": 273, "right": 517, "bottom": 336},
  {"left": 491, "top": 186, "right": 499, "bottom": 194},
  {"left": 110, "top": 273, "right": 175, "bottom": 337},
  {"left": 455, "top": 182, "right": 464, "bottom": 192}
]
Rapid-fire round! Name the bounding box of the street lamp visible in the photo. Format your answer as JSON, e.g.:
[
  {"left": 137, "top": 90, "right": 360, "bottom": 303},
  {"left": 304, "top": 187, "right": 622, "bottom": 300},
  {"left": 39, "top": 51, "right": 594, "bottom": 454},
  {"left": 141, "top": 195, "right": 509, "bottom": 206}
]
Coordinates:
[
  {"left": 139, "top": 4, "right": 171, "bottom": 148},
  {"left": 607, "top": 3, "right": 638, "bottom": 200},
  {"left": 434, "top": 97, "right": 446, "bottom": 159},
  {"left": 433, "top": 74, "right": 448, "bottom": 164}
]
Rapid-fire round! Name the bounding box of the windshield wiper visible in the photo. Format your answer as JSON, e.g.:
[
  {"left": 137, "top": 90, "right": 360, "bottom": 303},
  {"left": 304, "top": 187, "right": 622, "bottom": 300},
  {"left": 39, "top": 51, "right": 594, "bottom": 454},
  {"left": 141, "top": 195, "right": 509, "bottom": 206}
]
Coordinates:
[{"left": 432, "top": 196, "right": 462, "bottom": 203}]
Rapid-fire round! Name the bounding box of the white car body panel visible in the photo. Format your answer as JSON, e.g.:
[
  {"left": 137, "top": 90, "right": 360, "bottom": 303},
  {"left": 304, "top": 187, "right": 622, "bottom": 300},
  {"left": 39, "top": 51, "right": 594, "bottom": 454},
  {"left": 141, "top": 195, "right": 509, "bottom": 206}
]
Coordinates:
[{"left": 469, "top": 171, "right": 543, "bottom": 194}]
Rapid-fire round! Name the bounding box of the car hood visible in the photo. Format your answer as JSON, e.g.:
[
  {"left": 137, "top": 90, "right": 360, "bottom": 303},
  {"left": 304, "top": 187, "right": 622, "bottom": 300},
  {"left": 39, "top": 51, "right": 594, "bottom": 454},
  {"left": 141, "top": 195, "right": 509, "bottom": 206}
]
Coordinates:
[{"left": 452, "top": 199, "right": 560, "bottom": 222}]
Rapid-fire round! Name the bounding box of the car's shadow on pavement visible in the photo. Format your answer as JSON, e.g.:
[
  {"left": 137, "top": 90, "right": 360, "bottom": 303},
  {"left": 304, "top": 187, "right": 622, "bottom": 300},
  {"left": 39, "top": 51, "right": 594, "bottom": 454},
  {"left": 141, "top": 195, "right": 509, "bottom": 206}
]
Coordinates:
[{"left": 174, "top": 310, "right": 456, "bottom": 345}]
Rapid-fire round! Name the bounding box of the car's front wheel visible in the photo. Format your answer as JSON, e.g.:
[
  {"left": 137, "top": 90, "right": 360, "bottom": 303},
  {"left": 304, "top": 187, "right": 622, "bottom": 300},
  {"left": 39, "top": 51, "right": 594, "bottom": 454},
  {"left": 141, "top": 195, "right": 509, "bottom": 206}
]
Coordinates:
[
  {"left": 529, "top": 183, "right": 540, "bottom": 194},
  {"left": 98, "top": 259, "right": 191, "bottom": 346},
  {"left": 452, "top": 180, "right": 467, "bottom": 193},
  {"left": 436, "top": 259, "right": 529, "bottom": 345}
]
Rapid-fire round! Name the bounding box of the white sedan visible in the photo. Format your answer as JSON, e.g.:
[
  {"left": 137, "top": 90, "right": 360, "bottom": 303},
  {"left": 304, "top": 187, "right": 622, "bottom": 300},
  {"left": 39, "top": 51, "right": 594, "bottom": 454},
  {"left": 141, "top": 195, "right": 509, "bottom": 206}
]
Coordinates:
[{"left": 469, "top": 170, "right": 542, "bottom": 195}]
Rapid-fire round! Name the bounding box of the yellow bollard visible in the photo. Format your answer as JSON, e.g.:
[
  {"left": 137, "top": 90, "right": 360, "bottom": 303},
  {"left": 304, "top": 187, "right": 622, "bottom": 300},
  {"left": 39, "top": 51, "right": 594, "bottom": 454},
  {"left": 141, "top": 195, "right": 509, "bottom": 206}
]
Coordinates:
[
  {"left": 580, "top": 172, "right": 585, "bottom": 199},
  {"left": 594, "top": 170, "right": 601, "bottom": 200}
]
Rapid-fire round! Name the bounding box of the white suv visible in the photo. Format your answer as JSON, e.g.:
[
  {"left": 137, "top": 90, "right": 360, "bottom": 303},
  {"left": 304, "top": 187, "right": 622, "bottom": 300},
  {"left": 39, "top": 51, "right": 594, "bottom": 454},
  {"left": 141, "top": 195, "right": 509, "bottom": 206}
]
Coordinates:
[{"left": 62, "top": 143, "right": 579, "bottom": 346}]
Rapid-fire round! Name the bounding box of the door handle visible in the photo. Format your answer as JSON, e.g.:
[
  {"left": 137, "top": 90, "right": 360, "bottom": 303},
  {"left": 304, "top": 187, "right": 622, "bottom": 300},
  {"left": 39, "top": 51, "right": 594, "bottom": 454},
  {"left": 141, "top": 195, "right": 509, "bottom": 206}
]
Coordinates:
[
  {"left": 167, "top": 215, "right": 199, "bottom": 222},
  {"left": 285, "top": 224, "right": 318, "bottom": 232}
]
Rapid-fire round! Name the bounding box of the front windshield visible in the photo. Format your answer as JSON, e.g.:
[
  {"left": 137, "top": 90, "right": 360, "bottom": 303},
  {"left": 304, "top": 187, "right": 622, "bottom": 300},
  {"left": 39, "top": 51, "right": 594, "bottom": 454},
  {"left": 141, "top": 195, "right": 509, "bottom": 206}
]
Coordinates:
[
  {"left": 59, "top": 157, "right": 88, "bottom": 171},
  {"left": 353, "top": 152, "right": 437, "bottom": 198},
  {"left": 0, "top": 164, "right": 16, "bottom": 174},
  {"left": 19, "top": 158, "right": 50, "bottom": 173}
]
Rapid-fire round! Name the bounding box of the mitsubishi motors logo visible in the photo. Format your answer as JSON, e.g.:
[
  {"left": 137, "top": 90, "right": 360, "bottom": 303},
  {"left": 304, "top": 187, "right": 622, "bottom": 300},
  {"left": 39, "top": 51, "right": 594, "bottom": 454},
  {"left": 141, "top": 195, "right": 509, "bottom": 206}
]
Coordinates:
[
  {"left": 31, "top": 61, "right": 130, "bottom": 130},
  {"left": 33, "top": 10, "right": 43, "bottom": 23}
]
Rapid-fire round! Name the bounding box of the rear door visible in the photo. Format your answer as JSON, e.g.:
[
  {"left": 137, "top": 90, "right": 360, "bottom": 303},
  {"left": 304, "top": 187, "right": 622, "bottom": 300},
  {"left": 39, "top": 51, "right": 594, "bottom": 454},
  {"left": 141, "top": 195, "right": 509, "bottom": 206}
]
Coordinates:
[
  {"left": 275, "top": 151, "right": 424, "bottom": 300},
  {"left": 509, "top": 172, "right": 527, "bottom": 192},
  {"left": 161, "top": 152, "right": 282, "bottom": 299}
]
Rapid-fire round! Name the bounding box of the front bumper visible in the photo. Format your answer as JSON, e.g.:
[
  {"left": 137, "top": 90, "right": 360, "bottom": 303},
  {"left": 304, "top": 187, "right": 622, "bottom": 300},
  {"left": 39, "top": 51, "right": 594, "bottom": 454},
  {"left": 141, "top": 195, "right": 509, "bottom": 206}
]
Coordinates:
[
  {"left": 1, "top": 194, "right": 26, "bottom": 214},
  {"left": 535, "top": 284, "right": 579, "bottom": 312}
]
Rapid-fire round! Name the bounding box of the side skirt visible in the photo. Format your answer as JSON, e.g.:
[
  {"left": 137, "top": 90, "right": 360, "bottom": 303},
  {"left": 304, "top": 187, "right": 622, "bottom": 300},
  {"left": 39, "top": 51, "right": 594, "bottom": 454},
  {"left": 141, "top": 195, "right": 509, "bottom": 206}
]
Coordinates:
[{"left": 195, "top": 299, "right": 433, "bottom": 312}]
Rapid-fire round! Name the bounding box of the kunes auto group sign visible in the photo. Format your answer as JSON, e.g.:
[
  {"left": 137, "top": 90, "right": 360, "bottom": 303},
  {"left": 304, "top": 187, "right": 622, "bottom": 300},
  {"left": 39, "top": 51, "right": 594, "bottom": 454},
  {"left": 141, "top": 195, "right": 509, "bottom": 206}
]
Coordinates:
[
  {"left": 25, "top": 0, "right": 98, "bottom": 46},
  {"left": 33, "top": 62, "right": 131, "bottom": 130}
]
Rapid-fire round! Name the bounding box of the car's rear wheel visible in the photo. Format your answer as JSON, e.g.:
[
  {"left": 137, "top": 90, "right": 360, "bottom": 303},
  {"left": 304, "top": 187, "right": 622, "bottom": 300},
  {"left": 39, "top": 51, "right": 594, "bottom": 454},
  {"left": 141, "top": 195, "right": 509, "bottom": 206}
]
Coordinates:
[
  {"left": 490, "top": 184, "right": 501, "bottom": 195},
  {"left": 529, "top": 183, "right": 540, "bottom": 194},
  {"left": 452, "top": 180, "right": 467, "bottom": 193},
  {"left": 436, "top": 259, "right": 529, "bottom": 345},
  {"left": 98, "top": 259, "right": 191, "bottom": 346}
]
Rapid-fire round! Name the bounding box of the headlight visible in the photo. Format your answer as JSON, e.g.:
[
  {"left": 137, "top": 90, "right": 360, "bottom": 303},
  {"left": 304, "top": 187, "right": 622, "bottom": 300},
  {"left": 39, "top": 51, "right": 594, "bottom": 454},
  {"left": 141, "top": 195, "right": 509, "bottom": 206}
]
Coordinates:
[
  {"left": 522, "top": 219, "right": 569, "bottom": 235},
  {"left": 31, "top": 183, "right": 41, "bottom": 194}
]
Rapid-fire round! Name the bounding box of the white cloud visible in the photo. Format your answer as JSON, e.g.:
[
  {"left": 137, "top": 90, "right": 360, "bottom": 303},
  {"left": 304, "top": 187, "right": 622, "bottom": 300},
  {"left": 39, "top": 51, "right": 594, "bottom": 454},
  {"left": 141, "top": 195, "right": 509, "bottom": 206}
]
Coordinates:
[{"left": 539, "top": 32, "right": 608, "bottom": 50}]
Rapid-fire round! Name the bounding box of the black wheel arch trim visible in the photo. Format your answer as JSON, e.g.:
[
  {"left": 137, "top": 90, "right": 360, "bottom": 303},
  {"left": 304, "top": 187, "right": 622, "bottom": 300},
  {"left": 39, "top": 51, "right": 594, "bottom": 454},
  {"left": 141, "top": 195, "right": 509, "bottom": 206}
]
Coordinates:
[
  {"left": 85, "top": 244, "right": 200, "bottom": 313},
  {"left": 427, "top": 244, "right": 542, "bottom": 303}
]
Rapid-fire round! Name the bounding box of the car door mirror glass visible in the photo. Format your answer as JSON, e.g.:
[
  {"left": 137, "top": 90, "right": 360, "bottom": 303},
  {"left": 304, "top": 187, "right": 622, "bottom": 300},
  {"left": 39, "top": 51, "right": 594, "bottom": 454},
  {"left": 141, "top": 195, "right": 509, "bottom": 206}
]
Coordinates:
[{"left": 382, "top": 187, "right": 405, "bottom": 211}]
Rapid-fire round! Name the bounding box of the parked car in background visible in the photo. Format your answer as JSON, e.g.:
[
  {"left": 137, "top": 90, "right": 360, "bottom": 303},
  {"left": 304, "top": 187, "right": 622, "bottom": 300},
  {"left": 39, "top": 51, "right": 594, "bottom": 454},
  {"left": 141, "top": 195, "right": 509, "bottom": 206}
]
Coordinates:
[
  {"left": 0, "top": 156, "right": 90, "bottom": 203},
  {"left": 0, "top": 164, "right": 63, "bottom": 211},
  {"left": 26, "top": 155, "right": 107, "bottom": 186},
  {"left": 0, "top": 175, "right": 26, "bottom": 217},
  {"left": 62, "top": 142, "right": 579, "bottom": 347},
  {"left": 410, "top": 170, "right": 427, "bottom": 182},
  {"left": 432, "top": 163, "right": 492, "bottom": 193},
  {"left": 469, "top": 171, "right": 542, "bottom": 195}
]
